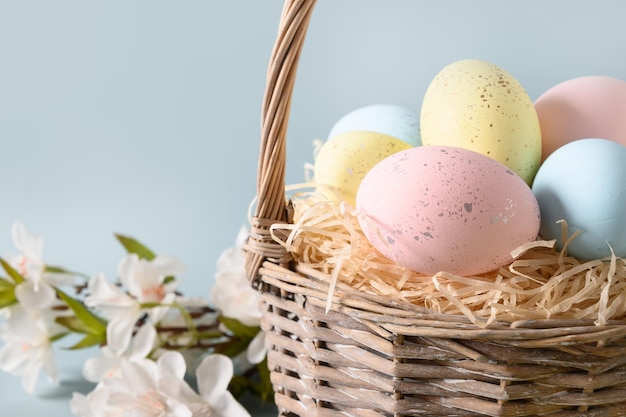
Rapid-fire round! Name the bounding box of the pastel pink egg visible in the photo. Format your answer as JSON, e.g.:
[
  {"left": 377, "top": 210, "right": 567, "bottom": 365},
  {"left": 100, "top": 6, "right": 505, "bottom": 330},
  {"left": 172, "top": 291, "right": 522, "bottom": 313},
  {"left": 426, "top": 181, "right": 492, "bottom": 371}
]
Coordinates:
[
  {"left": 356, "top": 146, "right": 540, "bottom": 276},
  {"left": 534, "top": 76, "right": 626, "bottom": 161}
]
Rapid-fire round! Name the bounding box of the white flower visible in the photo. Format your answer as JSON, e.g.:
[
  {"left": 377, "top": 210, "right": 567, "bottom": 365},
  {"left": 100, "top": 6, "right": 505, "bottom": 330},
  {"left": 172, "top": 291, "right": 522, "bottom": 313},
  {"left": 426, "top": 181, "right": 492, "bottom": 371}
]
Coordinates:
[
  {"left": 210, "top": 227, "right": 262, "bottom": 327},
  {"left": 85, "top": 252, "right": 185, "bottom": 356},
  {"left": 82, "top": 323, "right": 157, "bottom": 383},
  {"left": 75, "top": 352, "right": 250, "bottom": 417},
  {"left": 84, "top": 274, "right": 141, "bottom": 355},
  {"left": 0, "top": 306, "right": 59, "bottom": 393},
  {"left": 161, "top": 354, "right": 250, "bottom": 417},
  {"left": 9, "top": 222, "right": 73, "bottom": 311},
  {"left": 106, "top": 353, "right": 194, "bottom": 417},
  {"left": 119, "top": 253, "right": 184, "bottom": 303},
  {"left": 70, "top": 381, "right": 125, "bottom": 417},
  {"left": 119, "top": 253, "right": 184, "bottom": 323},
  {"left": 11, "top": 222, "right": 44, "bottom": 283},
  {"left": 194, "top": 354, "right": 250, "bottom": 417}
]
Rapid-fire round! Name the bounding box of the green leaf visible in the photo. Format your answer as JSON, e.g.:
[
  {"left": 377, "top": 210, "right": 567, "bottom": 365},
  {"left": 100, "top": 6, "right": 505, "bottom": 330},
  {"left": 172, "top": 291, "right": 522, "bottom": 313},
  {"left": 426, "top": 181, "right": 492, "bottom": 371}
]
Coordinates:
[
  {"left": 49, "top": 332, "right": 70, "bottom": 343},
  {"left": 56, "top": 288, "right": 107, "bottom": 336},
  {"left": 56, "top": 315, "right": 92, "bottom": 334},
  {"left": 0, "top": 277, "right": 15, "bottom": 291},
  {"left": 44, "top": 265, "right": 90, "bottom": 280},
  {"left": 216, "top": 337, "right": 251, "bottom": 359},
  {"left": 66, "top": 332, "right": 105, "bottom": 350},
  {"left": 45, "top": 265, "right": 72, "bottom": 274},
  {"left": 219, "top": 316, "right": 261, "bottom": 340},
  {"left": 255, "top": 357, "right": 274, "bottom": 403},
  {"left": 0, "top": 288, "right": 17, "bottom": 308},
  {"left": 196, "top": 330, "right": 226, "bottom": 340},
  {"left": 115, "top": 234, "right": 156, "bottom": 260},
  {"left": 0, "top": 258, "right": 24, "bottom": 284},
  {"left": 139, "top": 301, "right": 162, "bottom": 309},
  {"left": 229, "top": 374, "right": 251, "bottom": 399}
]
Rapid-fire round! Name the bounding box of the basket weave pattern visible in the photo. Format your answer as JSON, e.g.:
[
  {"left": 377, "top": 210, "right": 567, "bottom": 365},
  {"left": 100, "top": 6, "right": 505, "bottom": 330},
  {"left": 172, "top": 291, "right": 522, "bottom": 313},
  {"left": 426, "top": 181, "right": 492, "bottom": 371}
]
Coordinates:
[{"left": 245, "top": 1, "right": 626, "bottom": 415}]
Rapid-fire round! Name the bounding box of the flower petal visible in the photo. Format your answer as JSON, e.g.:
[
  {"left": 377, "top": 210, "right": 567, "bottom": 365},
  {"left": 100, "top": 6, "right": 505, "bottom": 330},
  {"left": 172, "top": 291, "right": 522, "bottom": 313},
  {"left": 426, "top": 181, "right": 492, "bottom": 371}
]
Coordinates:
[
  {"left": 85, "top": 274, "right": 135, "bottom": 309},
  {"left": 21, "top": 359, "right": 42, "bottom": 394},
  {"left": 15, "top": 280, "right": 55, "bottom": 311},
  {"left": 106, "top": 315, "right": 139, "bottom": 355},
  {"left": 12, "top": 222, "right": 43, "bottom": 261},
  {"left": 8, "top": 306, "right": 47, "bottom": 341},
  {"left": 117, "top": 254, "right": 139, "bottom": 289},
  {"left": 215, "top": 248, "right": 245, "bottom": 275},
  {"left": 82, "top": 353, "right": 120, "bottom": 383},
  {"left": 157, "top": 351, "right": 186, "bottom": 380},
  {"left": 164, "top": 397, "right": 193, "bottom": 417},
  {"left": 107, "top": 391, "right": 139, "bottom": 410},
  {"left": 246, "top": 331, "right": 267, "bottom": 365},
  {"left": 70, "top": 383, "right": 113, "bottom": 417},
  {"left": 234, "top": 226, "right": 248, "bottom": 247},
  {"left": 69, "top": 392, "right": 90, "bottom": 417},
  {"left": 151, "top": 256, "right": 185, "bottom": 278},
  {"left": 158, "top": 376, "right": 201, "bottom": 406},
  {"left": 128, "top": 323, "right": 157, "bottom": 361},
  {"left": 211, "top": 390, "right": 251, "bottom": 417},
  {"left": 196, "top": 354, "right": 233, "bottom": 405},
  {"left": 119, "top": 359, "right": 158, "bottom": 394},
  {"left": 41, "top": 346, "right": 58, "bottom": 385},
  {"left": 0, "top": 339, "right": 29, "bottom": 373}
]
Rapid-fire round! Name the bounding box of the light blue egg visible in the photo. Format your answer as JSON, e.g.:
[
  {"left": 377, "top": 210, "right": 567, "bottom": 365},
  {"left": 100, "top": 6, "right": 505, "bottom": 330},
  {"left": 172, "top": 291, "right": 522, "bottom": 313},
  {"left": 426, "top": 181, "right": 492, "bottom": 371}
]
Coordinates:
[
  {"left": 328, "top": 104, "right": 421, "bottom": 146},
  {"left": 532, "top": 138, "right": 626, "bottom": 259}
]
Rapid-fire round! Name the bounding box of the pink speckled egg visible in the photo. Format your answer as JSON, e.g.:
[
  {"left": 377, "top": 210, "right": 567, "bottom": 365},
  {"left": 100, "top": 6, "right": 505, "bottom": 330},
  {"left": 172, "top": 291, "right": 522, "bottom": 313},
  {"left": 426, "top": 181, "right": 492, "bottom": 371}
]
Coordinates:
[
  {"left": 356, "top": 146, "right": 540, "bottom": 276},
  {"left": 534, "top": 76, "right": 626, "bottom": 161}
]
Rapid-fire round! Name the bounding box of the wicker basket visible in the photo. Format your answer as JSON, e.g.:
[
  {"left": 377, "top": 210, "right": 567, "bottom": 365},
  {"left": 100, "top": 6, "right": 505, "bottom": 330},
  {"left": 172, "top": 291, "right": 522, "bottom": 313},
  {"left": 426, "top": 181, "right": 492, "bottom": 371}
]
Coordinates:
[{"left": 245, "top": 1, "right": 626, "bottom": 415}]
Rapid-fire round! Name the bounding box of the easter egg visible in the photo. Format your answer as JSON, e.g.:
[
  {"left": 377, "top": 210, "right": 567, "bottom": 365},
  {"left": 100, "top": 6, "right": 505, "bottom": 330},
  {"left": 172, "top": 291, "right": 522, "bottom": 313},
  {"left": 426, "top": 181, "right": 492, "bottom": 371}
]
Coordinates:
[
  {"left": 534, "top": 76, "right": 626, "bottom": 161},
  {"left": 313, "top": 131, "right": 412, "bottom": 206},
  {"left": 328, "top": 104, "right": 421, "bottom": 146},
  {"left": 532, "top": 138, "right": 626, "bottom": 259},
  {"left": 356, "top": 146, "right": 540, "bottom": 276},
  {"left": 420, "top": 59, "right": 542, "bottom": 185}
]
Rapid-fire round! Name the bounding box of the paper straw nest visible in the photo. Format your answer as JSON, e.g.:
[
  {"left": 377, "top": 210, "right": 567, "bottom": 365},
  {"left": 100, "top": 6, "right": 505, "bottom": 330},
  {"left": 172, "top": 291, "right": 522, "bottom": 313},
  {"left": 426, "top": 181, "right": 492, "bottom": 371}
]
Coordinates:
[{"left": 269, "top": 185, "right": 626, "bottom": 328}]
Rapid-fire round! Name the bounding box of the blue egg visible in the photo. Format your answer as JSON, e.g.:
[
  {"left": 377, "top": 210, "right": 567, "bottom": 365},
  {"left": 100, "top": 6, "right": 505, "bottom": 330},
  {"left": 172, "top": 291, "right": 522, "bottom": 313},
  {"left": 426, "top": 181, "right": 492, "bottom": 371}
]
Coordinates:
[
  {"left": 532, "top": 138, "right": 626, "bottom": 259},
  {"left": 328, "top": 104, "right": 421, "bottom": 146}
]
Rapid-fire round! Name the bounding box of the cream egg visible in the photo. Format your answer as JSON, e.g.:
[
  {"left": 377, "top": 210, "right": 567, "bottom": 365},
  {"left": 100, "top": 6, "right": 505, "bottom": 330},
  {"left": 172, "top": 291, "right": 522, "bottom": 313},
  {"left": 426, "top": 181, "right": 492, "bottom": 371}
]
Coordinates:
[
  {"left": 420, "top": 59, "right": 542, "bottom": 185},
  {"left": 313, "top": 130, "right": 412, "bottom": 206}
]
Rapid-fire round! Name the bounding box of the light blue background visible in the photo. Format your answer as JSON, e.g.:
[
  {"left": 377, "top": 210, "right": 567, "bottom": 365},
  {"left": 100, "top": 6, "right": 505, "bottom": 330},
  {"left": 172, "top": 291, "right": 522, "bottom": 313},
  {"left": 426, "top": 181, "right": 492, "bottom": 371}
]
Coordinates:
[{"left": 1, "top": 1, "right": 626, "bottom": 415}]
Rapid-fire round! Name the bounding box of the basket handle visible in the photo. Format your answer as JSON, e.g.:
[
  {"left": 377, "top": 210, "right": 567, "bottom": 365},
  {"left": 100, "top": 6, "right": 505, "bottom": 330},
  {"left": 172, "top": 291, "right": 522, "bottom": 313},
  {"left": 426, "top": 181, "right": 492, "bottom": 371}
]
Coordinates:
[{"left": 245, "top": 0, "right": 317, "bottom": 285}]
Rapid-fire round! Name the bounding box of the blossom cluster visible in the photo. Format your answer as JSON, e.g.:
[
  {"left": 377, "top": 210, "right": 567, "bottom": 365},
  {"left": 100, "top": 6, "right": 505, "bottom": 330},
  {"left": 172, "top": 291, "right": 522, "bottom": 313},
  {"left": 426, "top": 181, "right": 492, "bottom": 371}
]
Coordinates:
[{"left": 0, "top": 222, "right": 269, "bottom": 417}]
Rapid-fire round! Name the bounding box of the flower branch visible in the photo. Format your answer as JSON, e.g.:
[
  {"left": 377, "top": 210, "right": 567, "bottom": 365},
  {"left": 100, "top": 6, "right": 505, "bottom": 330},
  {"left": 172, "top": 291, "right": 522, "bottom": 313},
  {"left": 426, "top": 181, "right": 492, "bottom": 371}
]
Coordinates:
[{"left": 0, "top": 222, "right": 270, "bottom": 417}]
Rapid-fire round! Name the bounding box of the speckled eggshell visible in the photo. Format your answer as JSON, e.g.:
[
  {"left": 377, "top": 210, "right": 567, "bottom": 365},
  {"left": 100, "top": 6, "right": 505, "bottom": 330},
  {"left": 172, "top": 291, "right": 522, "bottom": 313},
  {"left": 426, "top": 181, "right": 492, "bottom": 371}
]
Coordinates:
[
  {"left": 420, "top": 59, "right": 542, "bottom": 185},
  {"left": 328, "top": 104, "right": 421, "bottom": 146},
  {"left": 314, "top": 130, "right": 412, "bottom": 206},
  {"left": 534, "top": 76, "right": 626, "bottom": 162},
  {"left": 532, "top": 138, "right": 626, "bottom": 260},
  {"left": 356, "top": 146, "right": 540, "bottom": 276}
]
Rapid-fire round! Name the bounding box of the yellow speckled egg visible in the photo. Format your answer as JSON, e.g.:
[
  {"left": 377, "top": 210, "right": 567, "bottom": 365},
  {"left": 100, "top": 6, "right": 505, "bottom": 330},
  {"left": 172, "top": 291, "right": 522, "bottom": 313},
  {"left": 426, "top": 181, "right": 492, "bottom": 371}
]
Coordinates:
[
  {"left": 420, "top": 59, "right": 541, "bottom": 185},
  {"left": 313, "top": 131, "right": 412, "bottom": 206}
]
